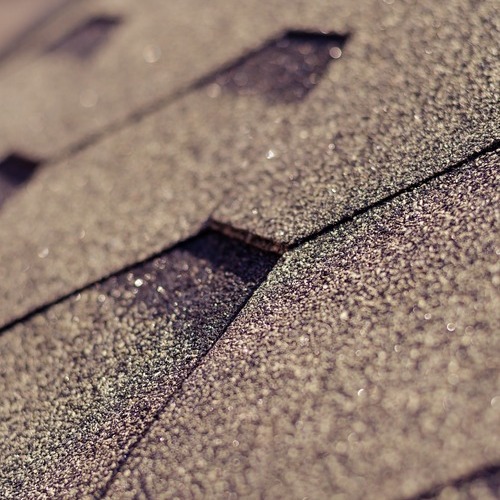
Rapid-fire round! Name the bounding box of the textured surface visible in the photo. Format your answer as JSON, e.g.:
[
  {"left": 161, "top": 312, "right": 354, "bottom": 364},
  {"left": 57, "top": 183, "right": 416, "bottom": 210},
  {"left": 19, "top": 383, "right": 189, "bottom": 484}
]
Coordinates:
[
  {"left": 0, "top": 89, "right": 273, "bottom": 329},
  {"left": 0, "top": 0, "right": 356, "bottom": 159},
  {"left": 1, "top": 0, "right": 497, "bottom": 329},
  {"left": 0, "top": 1, "right": 498, "bottom": 498},
  {"left": 107, "top": 152, "right": 500, "bottom": 499},
  {"left": 213, "top": 30, "right": 348, "bottom": 104},
  {"left": 212, "top": 0, "right": 499, "bottom": 245},
  {"left": 0, "top": 231, "right": 277, "bottom": 498},
  {"left": 0, "top": 0, "right": 69, "bottom": 60}
]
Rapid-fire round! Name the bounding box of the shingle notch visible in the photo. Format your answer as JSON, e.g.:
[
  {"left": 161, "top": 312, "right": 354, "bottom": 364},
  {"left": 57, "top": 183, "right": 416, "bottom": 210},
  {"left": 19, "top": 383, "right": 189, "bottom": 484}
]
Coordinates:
[
  {"left": 0, "top": 229, "right": 279, "bottom": 498},
  {"left": 211, "top": 30, "right": 349, "bottom": 104},
  {"left": 0, "top": 153, "right": 40, "bottom": 207},
  {"left": 46, "top": 16, "right": 121, "bottom": 60}
]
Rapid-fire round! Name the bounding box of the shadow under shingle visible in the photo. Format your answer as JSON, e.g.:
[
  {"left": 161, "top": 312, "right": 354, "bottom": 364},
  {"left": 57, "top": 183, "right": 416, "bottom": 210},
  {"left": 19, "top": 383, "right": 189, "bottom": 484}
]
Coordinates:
[{"left": 0, "top": 230, "right": 278, "bottom": 498}]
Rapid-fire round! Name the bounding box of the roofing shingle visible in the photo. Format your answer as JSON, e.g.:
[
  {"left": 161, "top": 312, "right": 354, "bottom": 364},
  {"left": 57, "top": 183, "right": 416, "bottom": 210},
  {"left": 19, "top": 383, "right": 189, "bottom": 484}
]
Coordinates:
[
  {"left": 0, "top": 90, "right": 275, "bottom": 328},
  {"left": 0, "top": 232, "right": 276, "bottom": 498},
  {"left": 211, "top": 0, "right": 499, "bottom": 246},
  {"left": 0, "top": 0, "right": 69, "bottom": 62},
  {"left": 0, "top": 0, "right": 356, "bottom": 160},
  {"left": 106, "top": 151, "right": 500, "bottom": 499},
  {"left": 0, "top": 0, "right": 497, "bottom": 330}
]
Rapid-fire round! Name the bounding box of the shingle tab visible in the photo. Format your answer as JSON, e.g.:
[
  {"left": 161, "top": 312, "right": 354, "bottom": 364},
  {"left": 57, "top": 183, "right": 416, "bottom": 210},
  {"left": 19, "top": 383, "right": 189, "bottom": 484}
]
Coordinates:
[
  {"left": 0, "top": 0, "right": 496, "bottom": 331},
  {"left": 211, "top": 0, "right": 499, "bottom": 246},
  {"left": 106, "top": 151, "right": 500, "bottom": 499},
  {"left": 0, "top": 90, "right": 274, "bottom": 328},
  {"left": 0, "top": 231, "right": 277, "bottom": 498},
  {"left": 0, "top": 0, "right": 355, "bottom": 159}
]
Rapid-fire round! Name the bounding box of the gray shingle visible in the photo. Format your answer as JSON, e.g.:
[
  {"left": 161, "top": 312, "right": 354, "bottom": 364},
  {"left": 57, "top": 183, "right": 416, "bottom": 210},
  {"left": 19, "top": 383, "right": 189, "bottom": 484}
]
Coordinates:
[
  {"left": 0, "top": 0, "right": 69, "bottom": 62},
  {"left": 0, "top": 231, "right": 277, "bottom": 498},
  {"left": 1, "top": 0, "right": 495, "bottom": 330},
  {"left": 106, "top": 151, "right": 500, "bottom": 499},
  {"left": 211, "top": 0, "right": 499, "bottom": 246},
  {"left": 0, "top": 0, "right": 355, "bottom": 159},
  {"left": 0, "top": 89, "right": 274, "bottom": 328}
]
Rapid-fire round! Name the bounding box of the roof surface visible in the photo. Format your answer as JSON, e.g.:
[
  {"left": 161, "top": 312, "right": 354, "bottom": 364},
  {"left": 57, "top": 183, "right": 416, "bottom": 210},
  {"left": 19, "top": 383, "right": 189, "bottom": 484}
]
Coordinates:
[
  {"left": 0, "top": 0, "right": 498, "bottom": 498},
  {"left": 107, "top": 152, "right": 500, "bottom": 499}
]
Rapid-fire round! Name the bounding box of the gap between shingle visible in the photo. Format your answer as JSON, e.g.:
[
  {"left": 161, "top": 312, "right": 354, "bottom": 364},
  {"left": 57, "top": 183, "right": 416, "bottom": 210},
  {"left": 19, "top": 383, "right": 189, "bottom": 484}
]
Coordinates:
[
  {"left": 45, "top": 15, "right": 122, "bottom": 60},
  {"left": 97, "top": 138, "right": 500, "bottom": 499},
  {"left": 408, "top": 464, "right": 500, "bottom": 500},
  {"left": 0, "top": 0, "right": 84, "bottom": 64},
  {"left": 51, "top": 28, "right": 350, "bottom": 163},
  {"left": 208, "top": 139, "right": 500, "bottom": 254}
]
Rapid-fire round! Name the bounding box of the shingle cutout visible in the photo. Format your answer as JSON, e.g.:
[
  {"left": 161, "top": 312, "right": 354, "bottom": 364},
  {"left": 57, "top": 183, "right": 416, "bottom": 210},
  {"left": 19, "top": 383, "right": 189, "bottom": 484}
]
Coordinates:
[
  {"left": 46, "top": 16, "right": 121, "bottom": 59},
  {"left": 0, "top": 153, "right": 40, "bottom": 207},
  {"left": 212, "top": 30, "right": 348, "bottom": 104},
  {"left": 0, "top": 230, "right": 278, "bottom": 498}
]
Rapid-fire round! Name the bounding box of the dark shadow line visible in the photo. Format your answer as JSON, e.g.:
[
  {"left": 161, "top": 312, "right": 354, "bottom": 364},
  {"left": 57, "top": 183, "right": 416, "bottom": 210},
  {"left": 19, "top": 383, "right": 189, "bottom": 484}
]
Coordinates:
[
  {"left": 289, "top": 139, "right": 500, "bottom": 250},
  {"left": 208, "top": 218, "right": 287, "bottom": 254},
  {"left": 0, "top": 223, "right": 206, "bottom": 337},
  {"left": 94, "top": 249, "right": 277, "bottom": 499},
  {"left": 52, "top": 28, "right": 350, "bottom": 163},
  {"left": 0, "top": 221, "right": 282, "bottom": 337},
  {"left": 406, "top": 464, "right": 500, "bottom": 499},
  {"left": 44, "top": 15, "right": 123, "bottom": 60},
  {"left": 212, "top": 139, "right": 499, "bottom": 254}
]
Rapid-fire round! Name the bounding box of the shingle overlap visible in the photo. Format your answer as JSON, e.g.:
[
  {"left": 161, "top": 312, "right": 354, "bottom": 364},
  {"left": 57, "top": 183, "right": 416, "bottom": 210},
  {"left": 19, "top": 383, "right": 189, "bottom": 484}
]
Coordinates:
[
  {"left": 0, "top": 232, "right": 276, "bottom": 498},
  {"left": 107, "top": 152, "right": 500, "bottom": 499}
]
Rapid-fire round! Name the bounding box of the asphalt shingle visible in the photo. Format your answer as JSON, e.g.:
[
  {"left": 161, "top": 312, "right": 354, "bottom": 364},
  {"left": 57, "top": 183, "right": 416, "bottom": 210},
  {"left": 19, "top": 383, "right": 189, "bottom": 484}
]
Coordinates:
[
  {"left": 106, "top": 151, "right": 500, "bottom": 499},
  {"left": 211, "top": 0, "right": 499, "bottom": 246},
  {"left": 0, "top": 0, "right": 356, "bottom": 160},
  {"left": 0, "top": 0, "right": 69, "bottom": 62},
  {"left": 1, "top": 0, "right": 496, "bottom": 329},
  {"left": 0, "top": 231, "right": 277, "bottom": 498},
  {"left": 0, "top": 89, "right": 275, "bottom": 328}
]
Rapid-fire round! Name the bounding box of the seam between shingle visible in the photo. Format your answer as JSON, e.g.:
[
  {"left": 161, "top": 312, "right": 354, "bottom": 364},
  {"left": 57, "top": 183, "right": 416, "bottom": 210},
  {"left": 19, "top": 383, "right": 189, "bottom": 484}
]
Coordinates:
[
  {"left": 94, "top": 251, "right": 277, "bottom": 499},
  {"left": 2, "top": 141, "right": 497, "bottom": 339},
  {"left": 0, "top": 0, "right": 86, "bottom": 64},
  {"left": 406, "top": 464, "right": 500, "bottom": 500},
  {"left": 209, "top": 139, "right": 500, "bottom": 253},
  {"left": 98, "top": 138, "right": 499, "bottom": 498},
  {"left": 0, "top": 222, "right": 204, "bottom": 337},
  {"left": 52, "top": 27, "right": 350, "bottom": 165}
]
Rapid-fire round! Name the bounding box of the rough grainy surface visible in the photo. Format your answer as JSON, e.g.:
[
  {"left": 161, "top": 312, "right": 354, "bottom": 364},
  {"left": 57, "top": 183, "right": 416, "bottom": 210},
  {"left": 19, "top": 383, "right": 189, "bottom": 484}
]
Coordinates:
[
  {"left": 106, "top": 152, "right": 500, "bottom": 500},
  {"left": 0, "top": 89, "right": 277, "bottom": 328},
  {"left": 0, "top": 0, "right": 356, "bottom": 159},
  {"left": 0, "top": 231, "right": 277, "bottom": 498},
  {"left": 212, "top": 0, "right": 499, "bottom": 245},
  {"left": 1, "top": 0, "right": 497, "bottom": 328}
]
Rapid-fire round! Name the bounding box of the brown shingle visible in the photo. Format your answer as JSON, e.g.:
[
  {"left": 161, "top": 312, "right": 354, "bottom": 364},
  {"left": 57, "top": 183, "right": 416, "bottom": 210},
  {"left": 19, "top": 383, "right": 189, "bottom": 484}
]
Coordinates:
[
  {"left": 0, "top": 0, "right": 356, "bottom": 160},
  {"left": 107, "top": 152, "right": 500, "bottom": 499},
  {"left": 0, "top": 231, "right": 277, "bottom": 498}
]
